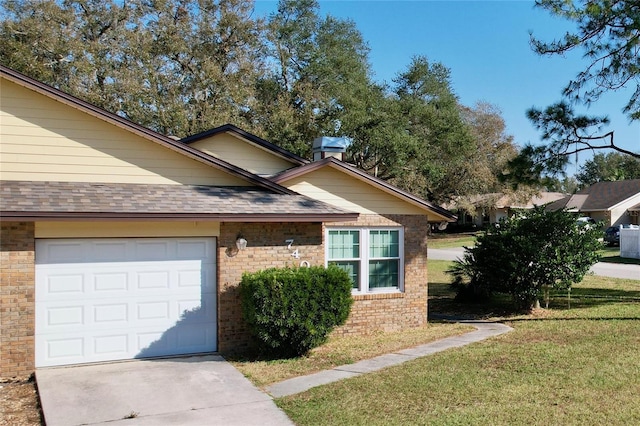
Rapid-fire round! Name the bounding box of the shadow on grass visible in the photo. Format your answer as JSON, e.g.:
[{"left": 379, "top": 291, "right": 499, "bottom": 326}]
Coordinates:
[
  {"left": 429, "top": 280, "right": 640, "bottom": 321},
  {"left": 559, "top": 286, "right": 640, "bottom": 299},
  {"left": 598, "top": 247, "right": 640, "bottom": 265},
  {"left": 224, "top": 348, "right": 306, "bottom": 364},
  {"left": 598, "top": 256, "right": 640, "bottom": 265},
  {"left": 506, "top": 316, "right": 640, "bottom": 322}
]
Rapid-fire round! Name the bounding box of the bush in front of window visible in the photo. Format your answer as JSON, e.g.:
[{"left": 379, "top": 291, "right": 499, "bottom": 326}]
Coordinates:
[{"left": 239, "top": 265, "right": 353, "bottom": 357}]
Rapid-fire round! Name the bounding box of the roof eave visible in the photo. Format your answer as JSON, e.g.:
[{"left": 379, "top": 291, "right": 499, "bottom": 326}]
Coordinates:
[
  {"left": 0, "top": 211, "right": 360, "bottom": 223},
  {"left": 608, "top": 193, "right": 640, "bottom": 211}
]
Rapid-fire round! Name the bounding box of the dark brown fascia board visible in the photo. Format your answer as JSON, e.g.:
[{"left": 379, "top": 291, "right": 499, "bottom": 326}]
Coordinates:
[
  {"left": 181, "top": 124, "right": 309, "bottom": 166},
  {"left": 0, "top": 211, "right": 359, "bottom": 222},
  {"left": 0, "top": 65, "right": 294, "bottom": 196},
  {"left": 272, "top": 157, "right": 458, "bottom": 222}
]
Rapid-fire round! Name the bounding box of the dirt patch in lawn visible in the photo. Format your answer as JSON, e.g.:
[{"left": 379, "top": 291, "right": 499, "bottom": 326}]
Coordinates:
[{"left": 0, "top": 378, "right": 43, "bottom": 426}]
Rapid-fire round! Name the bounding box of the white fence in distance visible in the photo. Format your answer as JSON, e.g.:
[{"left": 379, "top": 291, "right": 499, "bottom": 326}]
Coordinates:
[{"left": 620, "top": 228, "right": 640, "bottom": 259}]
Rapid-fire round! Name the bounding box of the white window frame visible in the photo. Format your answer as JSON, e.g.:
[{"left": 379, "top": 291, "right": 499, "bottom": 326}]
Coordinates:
[{"left": 326, "top": 227, "right": 404, "bottom": 294}]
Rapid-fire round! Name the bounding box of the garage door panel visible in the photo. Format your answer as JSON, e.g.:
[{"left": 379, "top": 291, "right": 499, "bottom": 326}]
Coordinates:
[
  {"left": 94, "top": 303, "right": 129, "bottom": 323},
  {"left": 36, "top": 237, "right": 217, "bottom": 367},
  {"left": 94, "top": 272, "right": 129, "bottom": 292},
  {"left": 37, "top": 241, "right": 86, "bottom": 263},
  {"left": 94, "top": 334, "right": 130, "bottom": 355},
  {"left": 38, "top": 263, "right": 211, "bottom": 300},
  {"left": 44, "top": 337, "right": 85, "bottom": 361},
  {"left": 92, "top": 241, "right": 130, "bottom": 261},
  {"left": 42, "top": 272, "right": 86, "bottom": 295}
]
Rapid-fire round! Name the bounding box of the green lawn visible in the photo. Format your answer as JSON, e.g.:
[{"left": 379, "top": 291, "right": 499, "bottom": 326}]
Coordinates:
[
  {"left": 428, "top": 234, "right": 477, "bottom": 249},
  {"left": 599, "top": 246, "right": 640, "bottom": 265},
  {"left": 274, "top": 259, "right": 640, "bottom": 426},
  {"left": 230, "top": 321, "right": 473, "bottom": 387}
]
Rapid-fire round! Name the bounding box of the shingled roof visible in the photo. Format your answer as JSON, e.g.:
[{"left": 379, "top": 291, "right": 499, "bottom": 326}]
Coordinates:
[
  {"left": 548, "top": 179, "right": 640, "bottom": 211},
  {"left": 0, "top": 181, "right": 358, "bottom": 222},
  {"left": 0, "top": 65, "right": 293, "bottom": 196}
]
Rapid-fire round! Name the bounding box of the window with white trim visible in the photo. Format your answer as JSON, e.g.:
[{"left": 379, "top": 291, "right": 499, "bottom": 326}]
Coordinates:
[{"left": 327, "top": 228, "right": 403, "bottom": 293}]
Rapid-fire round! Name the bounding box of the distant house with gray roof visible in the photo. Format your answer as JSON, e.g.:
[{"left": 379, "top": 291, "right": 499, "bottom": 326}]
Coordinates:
[
  {"left": 546, "top": 179, "right": 640, "bottom": 226},
  {"left": 448, "top": 192, "right": 568, "bottom": 227}
]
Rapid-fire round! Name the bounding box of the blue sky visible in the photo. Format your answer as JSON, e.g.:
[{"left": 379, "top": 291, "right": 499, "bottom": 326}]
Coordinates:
[{"left": 253, "top": 0, "right": 639, "bottom": 172}]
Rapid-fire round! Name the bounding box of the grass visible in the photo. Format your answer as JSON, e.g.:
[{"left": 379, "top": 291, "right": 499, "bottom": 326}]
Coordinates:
[
  {"left": 599, "top": 246, "right": 640, "bottom": 265},
  {"left": 229, "top": 322, "right": 473, "bottom": 387},
  {"left": 428, "top": 234, "right": 477, "bottom": 249},
  {"left": 274, "top": 259, "right": 640, "bottom": 426}
]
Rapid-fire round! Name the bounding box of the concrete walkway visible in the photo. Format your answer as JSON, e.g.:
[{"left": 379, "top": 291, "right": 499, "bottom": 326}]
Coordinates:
[
  {"left": 266, "top": 319, "right": 513, "bottom": 398},
  {"left": 37, "top": 321, "right": 513, "bottom": 425}
]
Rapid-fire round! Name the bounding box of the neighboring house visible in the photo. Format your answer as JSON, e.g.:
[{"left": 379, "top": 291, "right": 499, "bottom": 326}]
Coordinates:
[
  {"left": 450, "top": 192, "right": 567, "bottom": 227},
  {"left": 546, "top": 180, "right": 640, "bottom": 226},
  {"left": 0, "top": 65, "right": 456, "bottom": 378}
]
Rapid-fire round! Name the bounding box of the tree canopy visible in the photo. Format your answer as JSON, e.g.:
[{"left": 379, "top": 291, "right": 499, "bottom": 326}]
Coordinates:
[
  {"left": 1, "top": 0, "right": 523, "bottom": 204},
  {"left": 504, "top": 0, "right": 639, "bottom": 185},
  {"left": 576, "top": 151, "right": 640, "bottom": 186}
]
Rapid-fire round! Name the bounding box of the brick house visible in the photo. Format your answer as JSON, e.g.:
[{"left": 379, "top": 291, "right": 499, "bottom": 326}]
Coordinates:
[
  {"left": 0, "top": 65, "right": 455, "bottom": 378},
  {"left": 546, "top": 180, "right": 640, "bottom": 227}
]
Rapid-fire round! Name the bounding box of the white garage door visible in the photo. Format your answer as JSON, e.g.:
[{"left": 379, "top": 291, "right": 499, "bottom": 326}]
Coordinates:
[{"left": 35, "top": 238, "right": 217, "bottom": 367}]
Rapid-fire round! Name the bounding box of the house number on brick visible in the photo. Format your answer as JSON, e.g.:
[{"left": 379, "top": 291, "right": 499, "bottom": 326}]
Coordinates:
[{"left": 285, "top": 239, "right": 300, "bottom": 259}]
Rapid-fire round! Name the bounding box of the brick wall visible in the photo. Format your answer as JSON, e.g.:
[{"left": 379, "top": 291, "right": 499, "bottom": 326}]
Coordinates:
[
  {"left": 217, "top": 222, "right": 324, "bottom": 353},
  {"left": 0, "top": 222, "right": 35, "bottom": 379},
  {"left": 330, "top": 214, "right": 430, "bottom": 334},
  {"left": 217, "top": 215, "right": 430, "bottom": 353},
  {"left": 0, "top": 215, "right": 428, "bottom": 375}
]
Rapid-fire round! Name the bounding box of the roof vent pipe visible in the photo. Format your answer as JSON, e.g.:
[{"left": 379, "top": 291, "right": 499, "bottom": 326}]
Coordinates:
[{"left": 312, "top": 137, "right": 352, "bottom": 162}]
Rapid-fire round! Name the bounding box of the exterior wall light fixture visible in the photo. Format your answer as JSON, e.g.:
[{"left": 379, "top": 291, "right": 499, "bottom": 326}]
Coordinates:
[
  {"left": 236, "top": 237, "right": 247, "bottom": 251},
  {"left": 226, "top": 235, "right": 247, "bottom": 257}
]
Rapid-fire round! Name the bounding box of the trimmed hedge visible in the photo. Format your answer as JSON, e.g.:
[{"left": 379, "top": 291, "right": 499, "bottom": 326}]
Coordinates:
[{"left": 239, "top": 265, "right": 353, "bottom": 357}]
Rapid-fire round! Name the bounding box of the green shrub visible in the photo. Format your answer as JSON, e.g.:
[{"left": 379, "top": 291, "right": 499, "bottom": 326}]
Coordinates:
[
  {"left": 239, "top": 265, "right": 353, "bottom": 357},
  {"left": 448, "top": 207, "right": 603, "bottom": 311}
]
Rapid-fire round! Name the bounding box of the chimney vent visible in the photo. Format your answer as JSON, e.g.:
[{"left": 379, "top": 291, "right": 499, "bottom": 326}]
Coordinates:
[{"left": 312, "top": 137, "right": 352, "bottom": 161}]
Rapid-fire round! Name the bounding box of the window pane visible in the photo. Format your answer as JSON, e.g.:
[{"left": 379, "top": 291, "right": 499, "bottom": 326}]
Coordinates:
[
  {"left": 368, "top": 260, "right": 399, "bottom": 289},
  {"left": 330, "top": 261, "right": 360, "bottom": 289},
  {"left": 328, "top": 230, "right": 359, "bottom": 259},
  {"left": 369, "top": 230, "right": 399, "bottom": 258}
]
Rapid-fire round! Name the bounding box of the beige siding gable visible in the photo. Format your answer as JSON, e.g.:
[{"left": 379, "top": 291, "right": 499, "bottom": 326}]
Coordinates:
[
  {"left": 282, "top": 167, "right": 428, "bottom": 215},
  {"left": 188, "top": 133, "right": 298, "bottom": 176},
  {"left": 0, "top": 79, "right": 249, "bottom": 186}
]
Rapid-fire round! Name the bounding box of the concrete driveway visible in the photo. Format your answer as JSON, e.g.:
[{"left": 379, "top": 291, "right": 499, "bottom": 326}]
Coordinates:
[{"left": 36, "top": 355, "right": 293, "bottom": 426}]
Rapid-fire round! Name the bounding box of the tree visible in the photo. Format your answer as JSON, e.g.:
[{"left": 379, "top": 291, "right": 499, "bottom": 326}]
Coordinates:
[
  {"left": 389, "top": 56, "right": 476, "bottom": 203},
  {"left": 543, "top": 175, "right": 579, "bottom": 194},
  {"left": 1, "top": 0, "right": 519, "bottom": 206},
  {"left": 255, "top": 0, "right": 378, "bottom": 158},
  {"left": 448, "top": 102, "right": 540, "bottom": 218},
  {"left": 0, "top": 0, "right": 265, "bottom": 137},
  {"left": 448, "top": 207, "right": 602, "bottom": 311},
  {"left": 576, "top": 151, "right": 640, "bottom": 186},
  {"left": 505, "top": 0, "right": 639, "bottom": 185},
  {"left": 532, "top": 0, "right": 640, "bottom": 121}
]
